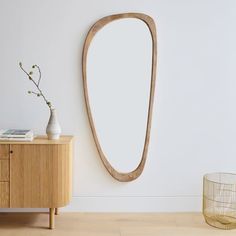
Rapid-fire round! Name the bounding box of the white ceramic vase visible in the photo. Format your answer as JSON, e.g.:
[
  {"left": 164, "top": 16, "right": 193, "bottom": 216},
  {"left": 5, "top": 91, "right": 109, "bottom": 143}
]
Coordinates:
[{"left": 46, "top": 108, "right": 61, "bottom": 140}]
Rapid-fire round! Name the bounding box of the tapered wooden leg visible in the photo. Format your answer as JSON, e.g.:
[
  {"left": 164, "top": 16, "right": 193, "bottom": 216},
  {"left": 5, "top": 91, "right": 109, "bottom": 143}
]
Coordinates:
[
  {"left": 49, "top": 208, "right": 55, "bottom": 229},
  {"left": 55, "top": 208, "right": 59, "bottom": 215}
]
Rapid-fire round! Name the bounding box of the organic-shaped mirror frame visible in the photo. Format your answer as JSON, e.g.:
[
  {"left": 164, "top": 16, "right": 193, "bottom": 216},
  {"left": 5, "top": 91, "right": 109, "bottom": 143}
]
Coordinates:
[{"left": 82, "top": 13, "right": 157, "bottom": 182}]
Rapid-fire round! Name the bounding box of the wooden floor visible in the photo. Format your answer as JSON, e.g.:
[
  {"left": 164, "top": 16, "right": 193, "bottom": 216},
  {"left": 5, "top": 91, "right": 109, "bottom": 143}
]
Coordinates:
[{"left": 0, "top": 212, "right": 235, "bottom": 235}]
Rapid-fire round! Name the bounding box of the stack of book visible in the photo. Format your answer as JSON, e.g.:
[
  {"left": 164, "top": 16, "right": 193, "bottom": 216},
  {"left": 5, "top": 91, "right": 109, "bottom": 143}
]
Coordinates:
[{"left": 0, "top": 129, "right": 34, "bottom": 141}]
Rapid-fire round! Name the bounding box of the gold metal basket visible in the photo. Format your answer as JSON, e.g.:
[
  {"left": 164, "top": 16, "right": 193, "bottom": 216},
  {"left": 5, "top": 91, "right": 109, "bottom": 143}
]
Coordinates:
[{"left": 203, "top": 172, "right": 236, "bottom": 229}]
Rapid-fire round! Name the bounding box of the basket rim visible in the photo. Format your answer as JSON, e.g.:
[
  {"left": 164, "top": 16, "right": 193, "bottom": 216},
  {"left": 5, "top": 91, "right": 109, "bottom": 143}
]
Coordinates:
[{"left": 204, "top": 172, "right": 236, "bottom": 185}]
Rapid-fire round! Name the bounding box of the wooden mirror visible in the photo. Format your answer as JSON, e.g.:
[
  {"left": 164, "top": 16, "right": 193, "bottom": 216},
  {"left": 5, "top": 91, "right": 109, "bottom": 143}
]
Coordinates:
[{"left": 82, "top": 13, "right": 157, "bottom": 182}]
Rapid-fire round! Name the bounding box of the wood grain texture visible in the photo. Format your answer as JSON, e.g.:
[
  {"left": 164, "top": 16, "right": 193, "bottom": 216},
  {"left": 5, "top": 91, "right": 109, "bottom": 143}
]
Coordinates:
[
  {"left": 0, "top": 213, "right": 227, "bottom": 235},
  {"left": 10, "top": 142, "right": 73, "bottom": 208},
  {"left": 0, "top": 144, "right": 9, "bottom": 159},
  {"left": 82, "top": 13, "right": 157, "bottom": 182},
  {"left": 0, "top": 160, "right": 9, "bottom": 181},
  {"left": 0, "top": 135, "right": 73, "bottom": 145},
  {"left": 0, "top": 182, "right": 9, "bottom": 207}
]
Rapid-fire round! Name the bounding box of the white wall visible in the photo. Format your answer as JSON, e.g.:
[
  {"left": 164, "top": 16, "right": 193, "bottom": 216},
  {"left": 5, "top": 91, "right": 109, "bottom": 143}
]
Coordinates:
[{"left": 0, "top": 0, "right": 236, "bottom": 212}]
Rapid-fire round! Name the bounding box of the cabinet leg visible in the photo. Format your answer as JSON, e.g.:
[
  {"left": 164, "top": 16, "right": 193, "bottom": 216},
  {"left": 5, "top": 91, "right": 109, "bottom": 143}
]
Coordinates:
[
  {"left": 49, "top": 208, "right": 55, "bottom": 229},
  {"left": 55, "top": 208, "right": 59, "bottom": 215}
]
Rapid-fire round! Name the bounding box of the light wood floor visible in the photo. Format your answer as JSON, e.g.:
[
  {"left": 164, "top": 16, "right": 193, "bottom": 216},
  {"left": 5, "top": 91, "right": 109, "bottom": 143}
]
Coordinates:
[{"left": 0, "top": 212, "right": 235, "bottom": 235}]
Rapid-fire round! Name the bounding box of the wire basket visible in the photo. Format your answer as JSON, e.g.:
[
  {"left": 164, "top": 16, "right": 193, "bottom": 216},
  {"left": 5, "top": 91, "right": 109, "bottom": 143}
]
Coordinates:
[{"left": 203, "top": 172, "right": 236, "bottom": 229}]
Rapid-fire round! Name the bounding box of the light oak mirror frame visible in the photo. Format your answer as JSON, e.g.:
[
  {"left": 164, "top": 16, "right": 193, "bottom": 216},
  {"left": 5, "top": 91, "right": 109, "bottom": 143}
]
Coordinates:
[{"left": 82, "top": 13, "right": 157, "bottom": 182}]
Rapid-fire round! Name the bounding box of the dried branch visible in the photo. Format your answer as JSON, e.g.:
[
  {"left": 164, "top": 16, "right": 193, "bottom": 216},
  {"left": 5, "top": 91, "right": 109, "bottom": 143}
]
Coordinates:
[
  {"left": 32, "top": 64, "right": 42, "bottom": 86},
  {"left": 19, "top": 62, "right": 52, "bottom": 110}
]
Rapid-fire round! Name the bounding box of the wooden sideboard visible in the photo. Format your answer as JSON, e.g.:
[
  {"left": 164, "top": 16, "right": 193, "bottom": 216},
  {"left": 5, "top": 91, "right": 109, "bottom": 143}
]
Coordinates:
[{"left": 0, "top": 135, "right": 73, "bottom": 229}]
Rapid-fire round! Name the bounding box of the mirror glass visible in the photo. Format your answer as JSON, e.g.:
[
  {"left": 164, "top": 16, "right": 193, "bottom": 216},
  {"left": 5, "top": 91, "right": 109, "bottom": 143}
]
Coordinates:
[{"left": 87, "top": 18, "right": 152, "bottom": 173}]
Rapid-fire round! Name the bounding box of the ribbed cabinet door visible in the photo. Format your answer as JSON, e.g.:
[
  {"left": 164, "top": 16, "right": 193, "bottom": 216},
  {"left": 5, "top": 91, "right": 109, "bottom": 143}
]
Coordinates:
[
  {"left": 0, "top": 144, "right": 10, "bottom": 207},
  {"left": 10, "top": 144, "right": 72, "bottom": 208}
]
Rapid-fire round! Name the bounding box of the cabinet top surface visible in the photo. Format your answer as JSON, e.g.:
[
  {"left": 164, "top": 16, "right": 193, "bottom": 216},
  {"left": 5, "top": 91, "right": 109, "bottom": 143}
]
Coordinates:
[{"left": 0, "top": 135, "right": 74, "bottom": 145}]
